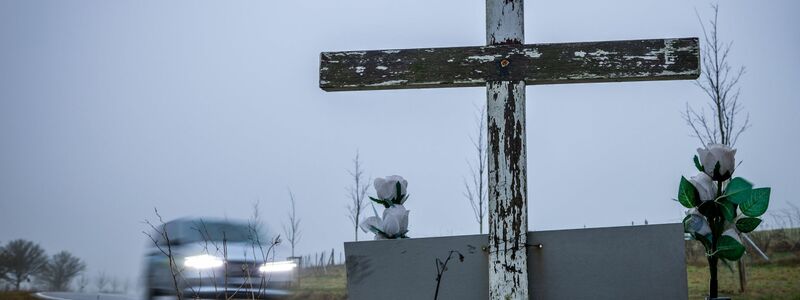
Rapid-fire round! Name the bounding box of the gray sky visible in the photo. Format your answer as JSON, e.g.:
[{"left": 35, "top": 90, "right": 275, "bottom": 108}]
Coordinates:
[{"left": 1, "top": 0, "right": 798, "bottom": 288}]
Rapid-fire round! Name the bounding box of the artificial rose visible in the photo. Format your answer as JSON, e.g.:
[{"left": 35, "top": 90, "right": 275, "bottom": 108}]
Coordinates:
[
  {"left": 358, "top": 204, "right": 410, "bottom": 239},
  {"left": 688, "top": 172, "right": 717, "bottom": 201},
  {"left": 685, "top": 209, "right": 711, "bottom": 237},
  {"left": 697, "top": 144, "right": 736, "bottom": 181},
  {"left": 381, "top": 204, "right": 409, "bottom": 238},
  {"left": 374, "top": 175, "right": 408, "bottom": 202}
]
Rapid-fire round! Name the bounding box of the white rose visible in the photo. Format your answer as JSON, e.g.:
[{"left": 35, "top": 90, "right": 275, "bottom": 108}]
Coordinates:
[
  {"left": 381, "top": 204, "right": 409, "bottom": 238},
  {"left": 697, "top": 144, "right": 736, "bottom": 180},
  {"left": 688, "top": 172, "right": 716, "bottom": 201},
  {"left": 358, "top": 205, "right": 410, "bottom": 239},
  {"left": 374, "top": 175, "right": 408, "bottom": 203},
  {"left": 685, "top": 209, "right": 711, "bottom": 237}
]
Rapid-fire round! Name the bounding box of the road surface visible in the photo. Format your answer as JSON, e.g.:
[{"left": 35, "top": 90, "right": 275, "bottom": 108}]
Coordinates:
[{"left": 36, "top": 292, "right": 136, "bottom": 300}]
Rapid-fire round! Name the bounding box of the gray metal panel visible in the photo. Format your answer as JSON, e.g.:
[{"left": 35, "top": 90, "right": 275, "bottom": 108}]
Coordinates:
[
  {"left": 345, "top": 233, "right": 490, "bottom": 300},
  {"left": 527, "top": 224, "right": 688, "bottom": 299},
  {"left": 345, "top": 223, "right": 687, "bottom": 300}
]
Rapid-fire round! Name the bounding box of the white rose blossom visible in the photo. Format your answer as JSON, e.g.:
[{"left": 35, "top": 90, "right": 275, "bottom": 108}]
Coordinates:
[
  {"left": 359, "top": 204, "right": 410, "bottom": 240},
  {"left": 688, "top": 172, "right": 717, "bottom": 202},
  {"left": 697, "top": 144, "right": 737, "bottom": 180},
  {"left": 381, "top": 205, "right": 409, "bottom": 237},
  {"left": 360, "top": 175, "right": 411, "bottom": 240},
  {"left": 373, "top": 175, "right": 408, "bottom": 204}
]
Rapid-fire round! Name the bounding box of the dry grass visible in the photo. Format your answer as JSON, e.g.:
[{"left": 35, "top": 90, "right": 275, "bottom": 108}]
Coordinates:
[
  {"left": 0, "top": 292, "right": 40, "bottom": 300},
  {"left": 687, "top": 253, "right": 800, "bottom": 300},
  {"left": 685, "top": 228, "right": 800, "bottom": 299},
  {"left": 288, "top": 265, "right": 347, "bottom": 300},
  {"left": 687, "top": 263, "right": 800, "bottom": 300}
]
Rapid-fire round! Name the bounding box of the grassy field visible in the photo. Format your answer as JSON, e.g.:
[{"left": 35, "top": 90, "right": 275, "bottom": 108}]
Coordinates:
[
  {"left": 687, "top": 263, "right": 800, "bottom": 300},
  {"left": 686, "top": 249, "right": 800, "bottom": 300},
  {"left": 0, "top": 292, "right": 39, "bottom": 300},
  {"left": 288, "top": 266, "right": 348, "bottom": 300}
]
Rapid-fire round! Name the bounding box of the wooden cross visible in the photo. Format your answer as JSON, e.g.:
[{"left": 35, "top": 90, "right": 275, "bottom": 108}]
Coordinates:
[{"left": 319, "top": 0, "right": 699, "bottom": 298}]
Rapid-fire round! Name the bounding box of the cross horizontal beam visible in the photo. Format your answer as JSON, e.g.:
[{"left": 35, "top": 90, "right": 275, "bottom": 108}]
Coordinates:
[{"left": 319, "top": 38, "right": 699, "bottom": 91}]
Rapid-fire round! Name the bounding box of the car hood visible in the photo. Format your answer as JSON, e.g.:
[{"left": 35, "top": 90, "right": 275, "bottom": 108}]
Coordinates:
[{"left": 174, "top": 241, "right": 274, "bottom": 263}]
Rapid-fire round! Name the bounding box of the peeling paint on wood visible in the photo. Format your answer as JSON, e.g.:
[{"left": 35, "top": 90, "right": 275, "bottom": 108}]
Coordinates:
[
  {"left": 319, "top": 38, "right": 700, "bottom": 91},
  {"left": 486, "top": 1, "right": 528, "bottom": 299},
  {"left": 487, "top": 81, "right": 529, "bottom": 300}
]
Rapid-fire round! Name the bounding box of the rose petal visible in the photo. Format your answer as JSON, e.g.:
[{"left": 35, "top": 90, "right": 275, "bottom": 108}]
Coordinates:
[
  {"left": 359, "top": 216, "right": 381, "bottom": 234},
  {"left": 689, "top": 172, "right": 716, "bottom": 201},
  {"left": 382, "top": 216, "right": 401, "bottom": 237}
]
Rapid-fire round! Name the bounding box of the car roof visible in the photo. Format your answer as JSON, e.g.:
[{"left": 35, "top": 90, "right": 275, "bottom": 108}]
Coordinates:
[{"left": 166, "top": 217, "right": 249, "bottom": 226}]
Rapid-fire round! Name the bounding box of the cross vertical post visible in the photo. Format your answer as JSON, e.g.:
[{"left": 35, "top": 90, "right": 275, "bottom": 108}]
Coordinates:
[{"left": 485, "top": 0, "right": 529, "bottom": 298}]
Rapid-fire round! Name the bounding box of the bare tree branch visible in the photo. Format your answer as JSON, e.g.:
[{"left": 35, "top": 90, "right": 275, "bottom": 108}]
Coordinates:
[
  {"left": 346, "top": 151, "right": 370, "bottom": 241},
  {"left": 463, "top": 104, "right": 488, "bottom": 234},
  {"left": 686, "top": 4, "right": 749, "bottom": 147},
  {"left": 142, "top": 208, "right": 184, "bottom": 300},
  {"left": 283, "top": 189, "right": 301, "bottom": 257}
]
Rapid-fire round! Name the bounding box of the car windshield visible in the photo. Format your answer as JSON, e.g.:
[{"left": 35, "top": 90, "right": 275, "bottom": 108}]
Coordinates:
[
  {"left": 160, "top": 220, "right": 254, "bottom": 244},
  {"left": 188, "top": 221, "right": 252, "bottom": 242}
]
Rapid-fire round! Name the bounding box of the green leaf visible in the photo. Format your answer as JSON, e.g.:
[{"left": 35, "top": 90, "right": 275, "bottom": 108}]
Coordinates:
[
  {"left": 719, "top": 199, "right": 737, "bottom": 222},
  {"left": 369, "top": 197, "right": 391, "bottom": 208},
  {"left": 394, "top": 182, "right": 402, "bottom": 205},
  {"left": 725, "top": 177, "right": 753, "bottom": 204},
  {"left": 678, "top": 176, "right": 699, "bottom": 208},
  {"left": 740, "top": 188, "right": 771, "bottom": 217},
  {"left": 693, "top": 233, "right": 712, "bottom": 251},
  {"left": 369, "top": 225, "right": 387, "bottom": 236},
  {"left": 716, "top": 235, "right": 745, "bottom": 261},
  {"left": 693, "top": 155, "right": 704, "bottom": 172},
  {"left": 735, "top": 217, "right": 762, "bottom": 233}
]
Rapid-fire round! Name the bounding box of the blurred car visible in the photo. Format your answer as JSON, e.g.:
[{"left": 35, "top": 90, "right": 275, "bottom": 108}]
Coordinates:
[{"left": 143, "top": 218, "right": 295, "bottom": 299}]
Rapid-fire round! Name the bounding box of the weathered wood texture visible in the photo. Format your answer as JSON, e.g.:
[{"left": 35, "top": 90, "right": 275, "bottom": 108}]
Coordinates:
[
  {"left": 487, "top": 81, "right": 529, "bottom": 299},
  {"left": 319, "top": 38, "right": 699, "bottom": 91},
  {"left": 486, "top": 1, "right": 528, "bottom": 299}
]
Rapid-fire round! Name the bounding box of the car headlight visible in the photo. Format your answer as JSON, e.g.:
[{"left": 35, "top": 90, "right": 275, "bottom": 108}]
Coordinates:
[
  {"left": 259, "top": 260, "right": 297, "bottom": 273},
  {"left": 184, "top": 254, "right": 224, "bottom": 269}
]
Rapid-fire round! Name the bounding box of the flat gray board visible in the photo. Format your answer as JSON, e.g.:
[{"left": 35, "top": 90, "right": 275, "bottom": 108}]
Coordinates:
[{"left": 345, "top": 223, "right": 688, "bottom": 300}]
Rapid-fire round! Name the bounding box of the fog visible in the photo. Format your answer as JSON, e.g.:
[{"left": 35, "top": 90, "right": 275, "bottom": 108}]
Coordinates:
[{"left": 1, "top": 0, "right": 798, "bottom": 289}]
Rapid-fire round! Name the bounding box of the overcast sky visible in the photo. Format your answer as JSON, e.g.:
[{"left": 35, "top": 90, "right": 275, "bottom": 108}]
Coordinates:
[{"left": 1, "top": 0, "right": 798, "bottom": 289}]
